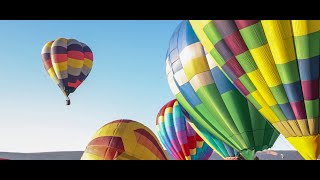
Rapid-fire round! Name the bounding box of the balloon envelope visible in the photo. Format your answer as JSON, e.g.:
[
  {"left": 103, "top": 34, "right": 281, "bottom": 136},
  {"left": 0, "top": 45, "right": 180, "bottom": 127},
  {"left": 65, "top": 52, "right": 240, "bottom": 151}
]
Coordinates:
[
  {"left": 190, "top": 20, "right": 319, "bottom": 160},
  {"left": 166, "top": 21, "right": 279, "bottom": 160},
  {"left": 81, "top": 119, "right": 168, "bottom": 160},
  {"left": 156, "top": 99, "right": 213, "bottom": 160},
  {"left": 41, "top": 38, "right": 93, "bottom": 105}
]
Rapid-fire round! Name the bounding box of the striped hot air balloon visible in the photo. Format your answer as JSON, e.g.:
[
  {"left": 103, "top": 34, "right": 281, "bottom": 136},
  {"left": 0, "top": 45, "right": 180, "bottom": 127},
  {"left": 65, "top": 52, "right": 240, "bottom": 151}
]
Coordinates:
[
  {"left": 156, "top": 100, "right": 213, "bottom": 160},
  {"left": 157, "top": 99, "right": 240, "bottom": 160},
  {"left": 41, "top": 38, "right": 93, "bottom": 105}
]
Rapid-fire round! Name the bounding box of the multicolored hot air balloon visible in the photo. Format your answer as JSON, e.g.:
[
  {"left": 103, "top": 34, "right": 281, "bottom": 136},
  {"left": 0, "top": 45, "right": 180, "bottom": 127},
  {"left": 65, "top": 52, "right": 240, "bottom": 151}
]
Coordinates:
[
  {"left": 81, "top": 119, "right": 168, "bottom": 160},
  {"left": 41, "top": 38, "right": 93, "bottom": 105},
  {"left": 165, "top": 21, "right": 279, "bottom": 160},
  {"left": 157, "top": 100, "right": 213, "bottom": 160},
  {"left": 157, "top": 99, "right": 240, "bottom": 160},
  {"left": 190, "top": 20, "right": 319, "bottom": 160}
]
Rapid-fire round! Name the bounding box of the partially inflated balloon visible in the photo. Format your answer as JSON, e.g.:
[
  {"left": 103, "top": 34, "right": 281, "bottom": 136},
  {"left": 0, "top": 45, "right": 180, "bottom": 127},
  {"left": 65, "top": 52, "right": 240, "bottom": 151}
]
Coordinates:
[
  {"left": 41, "top": 38, "right": 93, "bottom": 105},
  {"left": 190, "top": 20, "right": 319, "bottom": 160},
  {"left": 156, "top": 100, "right": 213, "bottom": 160},
  {"left": 165, "top": 21, "right": 279, "bottom": 160},
  {"left": 81, "top": 119, "right": 168, "bottom": 160}
]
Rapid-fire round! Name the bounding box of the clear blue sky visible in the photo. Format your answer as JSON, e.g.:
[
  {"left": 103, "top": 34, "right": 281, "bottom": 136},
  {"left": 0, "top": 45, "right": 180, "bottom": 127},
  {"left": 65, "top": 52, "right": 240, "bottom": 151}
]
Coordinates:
[{"left": 0, "top": 20, "right": 293, "bottom": 152}]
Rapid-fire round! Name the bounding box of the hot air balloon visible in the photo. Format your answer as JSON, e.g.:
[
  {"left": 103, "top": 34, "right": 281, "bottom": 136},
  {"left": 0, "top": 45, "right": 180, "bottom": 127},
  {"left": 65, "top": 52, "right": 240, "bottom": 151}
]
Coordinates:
[
  {"left": 157, "top": 100, "right": 213, "bottom": 160},
  {"left": 190, "top": 20, "right": 320, "bottom": 160},
  {"left": 81, "top": 119, "right": 168, "bottom": 160},
  {"left": 41, "top": 38, "right": 93, "bottom": 105},
  {"left": 157, "top": 99, "right": 240, "bottom": 160},
  {"left": 165, "top": 21, "right": 279, "bottom": 160}
]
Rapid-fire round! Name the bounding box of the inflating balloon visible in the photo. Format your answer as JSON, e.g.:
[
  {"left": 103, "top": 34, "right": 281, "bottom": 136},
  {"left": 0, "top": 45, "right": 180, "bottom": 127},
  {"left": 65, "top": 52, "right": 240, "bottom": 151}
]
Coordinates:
[
  {"left": 165, "top": 21, "right": 279, "bottom": 160},
  {"left": 81, "top": 119, "right": 168, "bottom": 160},
  {"left": 190, "top": 20, "right": 319, "bottom": 160},
  {"left": 41, "top": 38, "right": 93, "bottom": 105},
  {"left": 157, "top": 100, "right": 213, "bottom": 160}
]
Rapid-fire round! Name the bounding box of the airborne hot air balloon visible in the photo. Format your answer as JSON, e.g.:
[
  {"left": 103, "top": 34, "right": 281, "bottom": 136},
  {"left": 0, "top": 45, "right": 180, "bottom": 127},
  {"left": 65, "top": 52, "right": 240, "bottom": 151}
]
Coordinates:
[
  {"left": 81, "top": 119, "right": 168, "bottom": 160},
  {"left": 157, "top": 99, "right": 240, "bottom": 160},
  {"left": 165, "top": 21, "right": 279, "bottom": 160},
  {"left": 41, "top": 38, "right": 93, "bottom": 105},
  {"left": 157, "top": 100, "right": 213, "bottom": 160},
  {"left": 190, "top": 20, "right": 319, "bottom": 160}
]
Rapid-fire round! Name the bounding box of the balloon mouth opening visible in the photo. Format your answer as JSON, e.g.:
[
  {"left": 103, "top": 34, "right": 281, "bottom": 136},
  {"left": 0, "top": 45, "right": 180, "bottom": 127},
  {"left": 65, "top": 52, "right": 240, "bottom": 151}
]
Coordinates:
[{"left": 239, "top": 148, "right": 256, "bottom": 160}]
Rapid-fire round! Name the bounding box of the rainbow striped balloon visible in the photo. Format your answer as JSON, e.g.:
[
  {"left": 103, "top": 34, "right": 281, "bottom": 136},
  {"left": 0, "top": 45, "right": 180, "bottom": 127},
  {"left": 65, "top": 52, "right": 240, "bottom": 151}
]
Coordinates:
[
  {"left": 156, "top": 100, "right": 213, "bottom": 160},
  {"left": 41, "top": 38, "right": 93, "bottom": 105}
]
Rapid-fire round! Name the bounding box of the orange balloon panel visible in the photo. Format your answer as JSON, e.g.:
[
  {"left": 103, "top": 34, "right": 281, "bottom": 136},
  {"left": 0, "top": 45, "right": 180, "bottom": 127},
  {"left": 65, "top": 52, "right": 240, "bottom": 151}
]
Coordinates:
[{"left": 81, "top": 119, "right": 168, "bottom": 160}]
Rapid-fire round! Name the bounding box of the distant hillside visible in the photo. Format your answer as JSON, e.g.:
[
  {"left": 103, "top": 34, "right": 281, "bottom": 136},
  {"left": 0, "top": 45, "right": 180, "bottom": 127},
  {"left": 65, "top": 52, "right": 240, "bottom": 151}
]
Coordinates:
[
  {"left": 165, "top": 150, "right": 305, "bottom": 160},
  {"left": 0, "top": 150, "right": 311, "bottom": 160},
  {"left": 0, "top": 151, "right": 83, "bottom": 160},
  {"left": 209, "top": 150, "right": 305, "bottom": 160}
]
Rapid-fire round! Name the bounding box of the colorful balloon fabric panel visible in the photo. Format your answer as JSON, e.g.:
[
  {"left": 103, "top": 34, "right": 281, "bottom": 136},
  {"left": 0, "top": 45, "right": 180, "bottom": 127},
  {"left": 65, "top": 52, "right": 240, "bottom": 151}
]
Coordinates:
[
  {"left": 166, "top": 20, "right": 279, "bottom": 160},
  {"left": 81, "top": 119, "right": 168, "bottom": 160},
  {"left": 190, "top": 20, "right": 320, "bottom": 160}
]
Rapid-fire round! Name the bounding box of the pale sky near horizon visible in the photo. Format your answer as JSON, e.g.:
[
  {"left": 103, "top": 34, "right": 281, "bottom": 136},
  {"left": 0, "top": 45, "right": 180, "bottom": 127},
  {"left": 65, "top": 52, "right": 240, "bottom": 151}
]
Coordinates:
[{"left": 0, "top": 20, "right": 294, "bottom": 152}]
